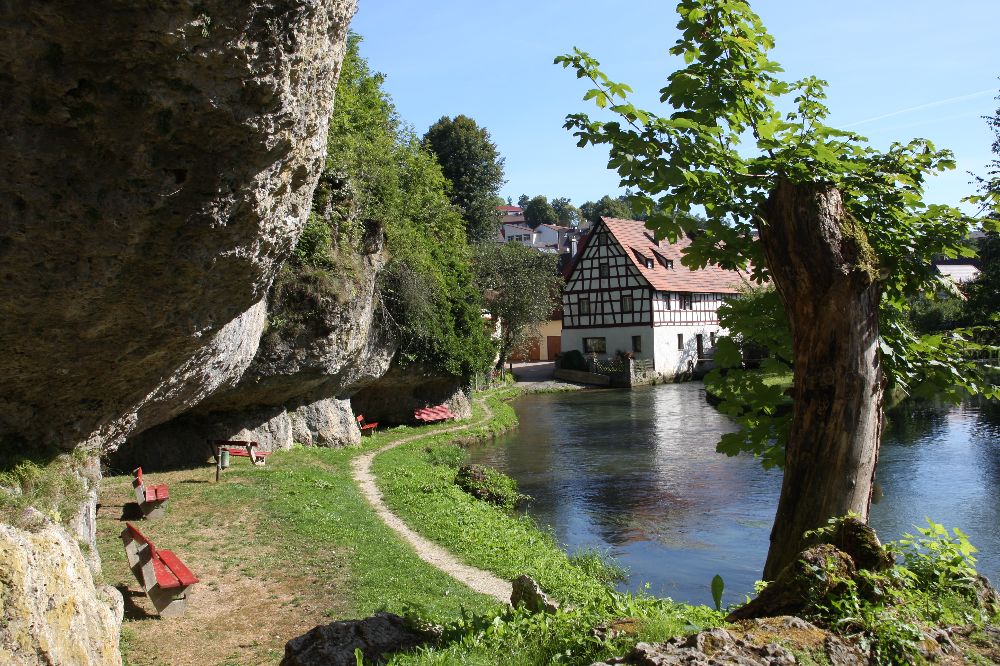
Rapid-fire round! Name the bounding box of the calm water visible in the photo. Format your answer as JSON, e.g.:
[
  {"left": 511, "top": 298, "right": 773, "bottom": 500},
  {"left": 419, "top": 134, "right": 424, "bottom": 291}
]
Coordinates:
[{"left": 466, "top": 383, "right": 1000, "bottom": 606}]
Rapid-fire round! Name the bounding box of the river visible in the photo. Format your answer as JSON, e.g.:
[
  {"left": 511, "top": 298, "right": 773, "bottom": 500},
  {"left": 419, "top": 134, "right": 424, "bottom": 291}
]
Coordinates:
[{"left": 465, "top": 383, "right": 1000, "bottom": 607}]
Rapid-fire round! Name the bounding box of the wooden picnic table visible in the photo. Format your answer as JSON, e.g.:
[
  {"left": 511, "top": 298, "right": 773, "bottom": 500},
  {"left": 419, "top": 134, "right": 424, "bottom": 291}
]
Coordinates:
[{"left": 209, "top": 440, "right": 271, "bottom": 481}]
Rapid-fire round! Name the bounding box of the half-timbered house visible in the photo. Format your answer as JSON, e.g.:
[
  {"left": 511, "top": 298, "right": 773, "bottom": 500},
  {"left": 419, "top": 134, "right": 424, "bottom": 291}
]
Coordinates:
[{"left": 561, "top": 217, "right": 746, "bottom": 377}]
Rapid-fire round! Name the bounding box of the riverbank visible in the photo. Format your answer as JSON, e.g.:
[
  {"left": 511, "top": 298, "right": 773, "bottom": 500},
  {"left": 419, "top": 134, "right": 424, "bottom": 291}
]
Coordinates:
[{"left": 95, "top": 384, "right": 999, "bottom": 665}]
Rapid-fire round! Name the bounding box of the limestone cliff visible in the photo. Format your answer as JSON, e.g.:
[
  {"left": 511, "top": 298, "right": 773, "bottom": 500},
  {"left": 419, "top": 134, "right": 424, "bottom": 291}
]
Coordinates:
[
  {"left": 0, "top": 523, "right": 124, "bottom": 666},
  {"left": 0, "top": 1, "right": 357, "bottom": 662},
  {"left": 0, "top": 0, "right": 356, "bottom": 455},
  {"left": 112, "top": 219, "right": 396, "bottom": 469}
]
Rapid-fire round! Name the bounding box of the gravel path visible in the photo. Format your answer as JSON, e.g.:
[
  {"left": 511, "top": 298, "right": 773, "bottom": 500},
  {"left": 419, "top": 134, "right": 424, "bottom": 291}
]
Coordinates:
[{"left": 350, "top": 402, "right": 513, "bottom": 605}]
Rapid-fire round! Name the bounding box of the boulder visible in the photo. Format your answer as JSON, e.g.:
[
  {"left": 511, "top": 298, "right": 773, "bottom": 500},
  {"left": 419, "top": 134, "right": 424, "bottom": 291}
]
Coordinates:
[
  {"left": 281, "top": 612, "right": 424, "bottom": 666},
  {"left": 510, "top": 574, "right": 559, "bottom": 614},
  {"left": 0, "top": 523, "right": 124, "bottom": 666}
]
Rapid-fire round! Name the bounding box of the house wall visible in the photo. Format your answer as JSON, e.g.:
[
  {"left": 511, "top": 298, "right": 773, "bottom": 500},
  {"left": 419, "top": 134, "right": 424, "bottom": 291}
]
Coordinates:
[
  {"left": 562, "top": 325, "right": 653, "bottom": 362},
  {"left": 652, "top": 324, "right": 725, "bottom": 375}
]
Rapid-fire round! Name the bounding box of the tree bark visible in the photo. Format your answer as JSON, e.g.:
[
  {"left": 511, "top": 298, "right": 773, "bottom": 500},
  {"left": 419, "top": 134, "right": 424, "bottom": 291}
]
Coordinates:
[{"left": 759, "top": 179, "right": 884, "bottom": 580}]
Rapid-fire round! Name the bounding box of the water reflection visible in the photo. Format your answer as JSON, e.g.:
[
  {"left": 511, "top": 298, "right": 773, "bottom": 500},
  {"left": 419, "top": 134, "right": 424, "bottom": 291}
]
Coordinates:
[{"left": 467, "top": 384, "right": 1000, "bottom": 606}]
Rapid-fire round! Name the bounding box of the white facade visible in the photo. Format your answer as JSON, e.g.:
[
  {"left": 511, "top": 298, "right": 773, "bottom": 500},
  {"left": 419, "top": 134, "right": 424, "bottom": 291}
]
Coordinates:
[{"left": 561, "top": 218, "right": 741, "bottom": 378}]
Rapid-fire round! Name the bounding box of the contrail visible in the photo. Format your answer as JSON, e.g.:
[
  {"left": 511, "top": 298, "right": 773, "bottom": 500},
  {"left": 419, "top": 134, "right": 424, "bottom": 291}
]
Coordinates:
[{"left": 844, "top": 88, "right": 996, "bottom": 128}]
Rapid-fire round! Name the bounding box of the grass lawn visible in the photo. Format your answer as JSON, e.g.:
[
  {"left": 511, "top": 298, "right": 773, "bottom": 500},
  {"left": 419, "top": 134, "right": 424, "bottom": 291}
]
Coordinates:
[{"left": 97, "top": 426, "right": 499, "bottom": 666}]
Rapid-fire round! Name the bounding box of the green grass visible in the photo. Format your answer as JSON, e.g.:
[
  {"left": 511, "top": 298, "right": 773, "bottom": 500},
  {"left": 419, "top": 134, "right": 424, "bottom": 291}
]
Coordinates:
[
  {"left": 215, "top": 445, "right": 498, "bottom": 618},
  {"left": 371, "top": 390, "right": 723, "bottom": 665}
]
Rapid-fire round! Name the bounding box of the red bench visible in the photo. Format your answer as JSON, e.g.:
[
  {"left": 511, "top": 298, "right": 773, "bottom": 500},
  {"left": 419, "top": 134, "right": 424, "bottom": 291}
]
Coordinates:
[
  {"left": 356, "top": 414, "right": 378, "bottom": 436},
  {"left": 132, "top": 467, "right": 169, "bottom": 519},
  {"left": 120, "top": 522, "right": 199, "bottom": 617},
  {"left": 413, "top": 404, "right": 458, "bottom": 424}
]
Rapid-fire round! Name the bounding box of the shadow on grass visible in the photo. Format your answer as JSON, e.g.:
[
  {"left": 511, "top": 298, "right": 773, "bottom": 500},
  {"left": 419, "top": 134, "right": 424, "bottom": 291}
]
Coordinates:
[{"left": 116, "top": 584, "right": 157, "bottom": 621}]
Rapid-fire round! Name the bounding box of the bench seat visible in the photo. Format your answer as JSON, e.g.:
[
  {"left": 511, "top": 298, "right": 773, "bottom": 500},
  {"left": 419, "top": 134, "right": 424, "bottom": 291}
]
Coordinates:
[
  {"left": 133, "top": 467, "right": 169, "bottom": 518},
  {"left": 121, "top": 522, "right": 198, "bottom": 616},
  {"left": 414, "top": 404, "right": 458, "bottom": 423}
]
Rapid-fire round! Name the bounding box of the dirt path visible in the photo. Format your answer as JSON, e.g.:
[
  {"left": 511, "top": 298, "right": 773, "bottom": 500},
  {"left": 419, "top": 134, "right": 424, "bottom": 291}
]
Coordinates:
[{"left": 351, "top": 401, "right": 513, "bottom": 604}]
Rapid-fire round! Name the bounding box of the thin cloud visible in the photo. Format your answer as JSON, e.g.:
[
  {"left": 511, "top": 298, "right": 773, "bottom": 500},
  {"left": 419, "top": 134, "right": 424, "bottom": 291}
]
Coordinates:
[{"left": 844, "top": 89, "right": 995, "bottom": 128}]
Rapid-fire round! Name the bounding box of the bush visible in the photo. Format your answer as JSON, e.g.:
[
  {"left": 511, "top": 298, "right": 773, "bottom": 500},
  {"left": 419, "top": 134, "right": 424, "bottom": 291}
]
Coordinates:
[
  {"left": 454, "top": 464, "right": 527, "bottom": 512},
  {"left": 556, "top": 349, "right": 588, "bottom": 371}
]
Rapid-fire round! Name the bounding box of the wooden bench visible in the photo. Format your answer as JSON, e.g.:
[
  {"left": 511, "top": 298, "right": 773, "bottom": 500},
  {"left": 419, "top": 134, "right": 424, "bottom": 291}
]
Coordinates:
[
  {"left": 356, "top": 414, "right": 378, "bottom": 436},
  {"left": 120, "top": 522, "right": 199, "bottom": 617},
  {"left": 413, "top": 404, "right": 458, "bottom": 424},
  {"left": 133, "top": 467, "right": 169, "bottom": 519}
]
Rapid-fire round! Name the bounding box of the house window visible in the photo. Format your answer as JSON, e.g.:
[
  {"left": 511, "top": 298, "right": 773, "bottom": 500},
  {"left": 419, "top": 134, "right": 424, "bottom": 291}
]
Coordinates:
[
  {"left": 710, "top": 332, "right": 717, "bottom": 346},
  {"left": 621, "top": 295, "right": 633, "bottom": 313},
  {"left": 599, "top": 263, "right": 610, "bottom": 278},
  {"left": 677, "top": 334, "right": 684, "bottom": 350},
  {"left": 666, "top": 259, "right": 674, "bottom": 269},
  {"left": 680, "top": 293, "right": 693, "bottom": 310},
  {"left": 579, "top": 297, "right": 590, "bottom": 315},
  {"left": 583, "top": 337, "right": 606, "bottom": 354},
  {"left": 645, "top": 258, "right": 654, "bottom": 269},
  {"left": 632, "top": 335, "right": 642, "bottom": 353},
  {"left": 664, "top": 292, "right": 671, "bottom": 310}
]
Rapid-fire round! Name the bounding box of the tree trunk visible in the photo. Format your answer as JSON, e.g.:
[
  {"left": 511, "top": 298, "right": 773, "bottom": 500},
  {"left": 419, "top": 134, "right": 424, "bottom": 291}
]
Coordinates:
[{"left": 759, "top": 179, "right": 884, "bottom": 580}]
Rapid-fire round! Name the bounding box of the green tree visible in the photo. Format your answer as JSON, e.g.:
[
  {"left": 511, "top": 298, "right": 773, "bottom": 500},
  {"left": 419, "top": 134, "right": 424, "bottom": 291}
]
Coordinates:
[
  {"left": 523, "top": 195, "right": 559, "bottom": 228},
  {"left": 579, "top": 194, "right": 632, "bottom": 225},
  {"left": 474, "top": 243, "right": 563, "bottom": 371},
  {"left": 551, "top": 197, "right": 580, "bottom": 226},
  {"left": 517, "top": 193, "right": 531, "bottom": 209},
  {"left": 962, "top": 232, "right": 1000, "bottom": 341},
  {"left": 292, "top": 35, "right": 494, "bottom": 379},
  {"left": 423, "top": 115, "right": 506, "bottom": 243},
  {"left": 558, "top": 0, "right": 996, "bottom": 578}
]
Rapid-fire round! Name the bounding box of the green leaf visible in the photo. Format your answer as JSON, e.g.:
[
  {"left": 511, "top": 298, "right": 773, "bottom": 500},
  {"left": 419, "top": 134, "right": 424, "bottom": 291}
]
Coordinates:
[{"left": 711, "top": 574, "right": 725, "bottom": 611}]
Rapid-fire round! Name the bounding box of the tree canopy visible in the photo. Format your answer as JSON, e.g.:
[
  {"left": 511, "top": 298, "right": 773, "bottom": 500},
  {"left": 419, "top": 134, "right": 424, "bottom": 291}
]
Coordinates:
[
  {"left": 423, "top": 115, "right": 506, "bottom": 243},
  {"left": 474, "top": 242, "right": 563, "bottom": 371},
  {"left": 287, "top": 35, "right": 495, "bottom": 379},
  {"left": 558, "top": 0, "right": 997, "bottom": 577},
  {"left": 522, "top": 195, "right": 559, "bottom": 227},
  {"left": 579, "top": 195, "right": 632, "bottom": 225}
]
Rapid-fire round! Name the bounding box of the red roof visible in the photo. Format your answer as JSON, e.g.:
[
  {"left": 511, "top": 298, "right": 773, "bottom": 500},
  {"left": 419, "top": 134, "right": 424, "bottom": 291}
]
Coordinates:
[
  {"left": 601, "top": 217, "right": 745, "bottom": 294},
  {"left": 497, "top": 205, "right": 523, "bottom": 212}
]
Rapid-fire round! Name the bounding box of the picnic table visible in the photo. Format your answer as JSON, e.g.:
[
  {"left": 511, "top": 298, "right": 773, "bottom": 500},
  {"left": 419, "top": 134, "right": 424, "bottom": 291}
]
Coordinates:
[{"left": 209, "top": 440, "right": 272, "bottom": 481}]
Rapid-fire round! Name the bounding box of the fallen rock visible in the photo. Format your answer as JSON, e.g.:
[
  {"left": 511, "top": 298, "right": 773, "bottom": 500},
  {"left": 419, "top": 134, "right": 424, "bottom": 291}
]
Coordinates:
[
  {"left": 281, "top": 612, "right": 424, "bottom": 666},
  {"left": 511, "top": 574, "right": 559, "bottom": 614},
  {"left": 593, "top": 617, "right": 866, "bottom": 666}
]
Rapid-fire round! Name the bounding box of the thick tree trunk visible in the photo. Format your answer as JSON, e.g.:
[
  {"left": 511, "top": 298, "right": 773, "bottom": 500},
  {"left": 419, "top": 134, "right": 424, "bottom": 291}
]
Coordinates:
[{"left": 759, "top": 179, "right": 884, "bottom": 580}]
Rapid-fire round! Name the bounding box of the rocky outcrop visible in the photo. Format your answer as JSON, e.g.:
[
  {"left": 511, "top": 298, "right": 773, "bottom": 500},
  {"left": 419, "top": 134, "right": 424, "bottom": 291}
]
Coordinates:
[
  {"left": 111, "top": 212, "right": 395, "bottom": 470},
  {"left": 0, "top": 0, "right": 357, "bottom": 455},
  {"left": 352, "top": 364, "right": 473, "bottom": 425},
  {"left": 1, "top": 1, "right": 356, "bottom": 661},
  {"left": 593, "top": 617, "right": 866, "bottom": 666},
  {"left": 0, "top": 523, "right": 124, "bottom": 666}
]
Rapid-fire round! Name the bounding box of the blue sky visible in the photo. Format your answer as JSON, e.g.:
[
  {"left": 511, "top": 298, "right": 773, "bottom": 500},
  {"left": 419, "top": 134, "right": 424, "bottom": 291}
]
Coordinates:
[{"left": 352, "top": 1, "right": 999, "bottom": 214}]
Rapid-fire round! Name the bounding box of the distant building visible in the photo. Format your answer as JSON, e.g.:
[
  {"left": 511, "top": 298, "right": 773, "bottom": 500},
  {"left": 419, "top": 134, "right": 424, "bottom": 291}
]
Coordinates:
[
  {"left": 561, "top": 217, "right": 746, "bottom": 377},
  {"left": 497, "top": 205, "right": 525, "bottom": 224},
  {"left": 933, "top": 259, "right": 980, "bottom": 285}
]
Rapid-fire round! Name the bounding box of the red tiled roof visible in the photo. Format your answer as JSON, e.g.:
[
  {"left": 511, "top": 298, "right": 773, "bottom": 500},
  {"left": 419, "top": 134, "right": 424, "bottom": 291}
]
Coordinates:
[
  {"left": 601, "top": 217, "right": 745, "bottom": 294},
  {"left": 497, "top": 205, "right": 523, "bottom": 212}
]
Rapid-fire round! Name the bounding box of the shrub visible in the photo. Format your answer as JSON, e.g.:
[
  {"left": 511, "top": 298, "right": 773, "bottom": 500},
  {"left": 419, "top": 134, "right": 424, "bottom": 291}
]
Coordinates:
[
  {"left": 454, "top": 464, "right": 527, "bottom": 512},
  {"left": 556, "top": 349, "right": 588, "bottom": 371}
]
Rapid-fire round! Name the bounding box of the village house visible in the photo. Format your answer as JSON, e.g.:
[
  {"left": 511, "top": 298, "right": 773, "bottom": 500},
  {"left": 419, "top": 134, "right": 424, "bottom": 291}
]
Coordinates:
[{"left": 561, "top": 217, "right": 746, "bottom": 378}]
